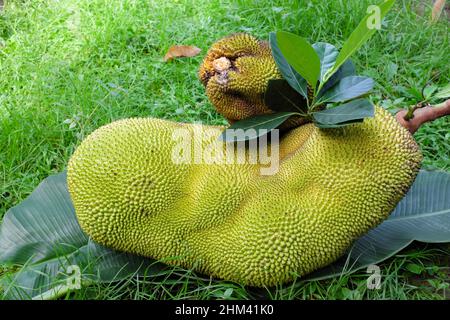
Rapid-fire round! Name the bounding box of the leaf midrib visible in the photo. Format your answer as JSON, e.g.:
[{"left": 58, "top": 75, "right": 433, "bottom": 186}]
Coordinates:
[{"left": 387, "top": 209, "right": 450, "bottom": 222}]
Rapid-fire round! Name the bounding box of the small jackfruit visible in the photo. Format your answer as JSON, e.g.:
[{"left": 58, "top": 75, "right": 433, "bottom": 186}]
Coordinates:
[
  {"left": 199, "top": 33, "right": 277, "bottom": 121},
  {"left": 67, "top": 107, "right": 421, "bottom": 287},
  {"left": 199, "top": 33, "right": 308, "bottom": 129}
]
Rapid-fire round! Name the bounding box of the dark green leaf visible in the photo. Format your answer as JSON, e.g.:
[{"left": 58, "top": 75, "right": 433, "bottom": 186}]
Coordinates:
[
  {"left": 319, "top": 59, "right": 356, "bottom": 95},
  {"left": 269, "top": 32, "right": 308, "bottom": 99},
  {"left": 305, "top": 170, "right": 450, "bottom": 281},
  {"left": 275, "top": 31, "right": 320, "bottom": 88},
  {"left": 264, "top": 79, "right": 308, "bottom": 113},
  {"left": 313, "top": 118, "right": 367, "bottom": 129},
  {"left": 338, "top": 59, "right": 356, "bottom": 78},
  {"left": 319, "top": 76, "right": 374, "bottom": 103},
  {"left": 219, "top": 112, "right": 299, "bottom": 142},
  {"left": 0, "top": 172, "right": 162, "bottom": 300},
  {"left": 325, "top": 0, "right": 395, "bottom": 82},
  {"left": 312, "top": 42, "right": 339, "bottom": 82},
  {"left": 312, "top": 98, "right": 374, "bottom": 128}
]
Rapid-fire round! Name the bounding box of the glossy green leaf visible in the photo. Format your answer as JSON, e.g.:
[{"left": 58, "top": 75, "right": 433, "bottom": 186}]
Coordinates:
[
  {"left": 0, "top": 172, "right": 162, "bottom": 300},
  {"left": 275, "top": 31, "right": 320, "bottom": 88},
  {"left": 264, "top": 79, "right": 308, "bottom": 113},
  {"left": 319, "top": 59, "right": 356, "bottom": 96},
  {"left": 219, "top": 112, "right": 299, "bottom": 142},
  {"left": 325, "top": 0, "right": 395, "bottom": 82},
  {"left": 269, "top": 32, "right": 308, "bottom": 99},
  {"left": 312, "top": 42, "right": 339, "bottom": 82},
  {"left": 319, "top": 76, "right": 374, "bottom": 103},
  {"left": 312, "top": 98, "right": 374, "bottom": 128},
  {"left": 305, "top": 170, "right": 450, "bottom": 281}
]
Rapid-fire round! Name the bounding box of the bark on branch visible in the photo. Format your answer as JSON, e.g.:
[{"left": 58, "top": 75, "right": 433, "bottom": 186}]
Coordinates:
[{"left": 396, "top": 99, "right": 450, "bottom": 134}]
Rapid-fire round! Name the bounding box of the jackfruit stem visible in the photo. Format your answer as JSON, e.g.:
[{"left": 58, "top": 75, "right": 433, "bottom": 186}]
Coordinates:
[
  {"left": 403, "top": 102, "right": 427, "bottom": 121},
  {"left": 396, "top": 99, "right": 450, "bottom": 134},
  {"left": 213, "top": 57, "right": 231, "bottom": 72}
]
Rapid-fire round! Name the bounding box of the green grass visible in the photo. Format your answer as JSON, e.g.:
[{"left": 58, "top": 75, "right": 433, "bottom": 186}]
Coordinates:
[
  {"left": 53, "top": 243, "right": 450, "bottom": 300},
  {"left": 0, "top": 0, "right": 449, "bottom": 300}
]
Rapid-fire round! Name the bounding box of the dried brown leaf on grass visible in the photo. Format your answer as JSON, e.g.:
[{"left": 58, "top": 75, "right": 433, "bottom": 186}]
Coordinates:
[{"left": 163, "top": 45, "right": 201, "bottom": 62}]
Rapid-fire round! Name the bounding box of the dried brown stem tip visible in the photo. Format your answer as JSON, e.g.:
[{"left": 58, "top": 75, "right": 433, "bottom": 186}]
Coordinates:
[
  {"left": 212, "top": 57, "right": 231, "bottom": 72},
  {"left": 396, "top": 99, "right": 450, "bottom": 134}
]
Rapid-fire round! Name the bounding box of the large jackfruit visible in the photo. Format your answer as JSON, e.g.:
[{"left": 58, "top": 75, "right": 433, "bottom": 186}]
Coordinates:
[{"left": 67, "top": 107, "right": 421, "bottom": 287}]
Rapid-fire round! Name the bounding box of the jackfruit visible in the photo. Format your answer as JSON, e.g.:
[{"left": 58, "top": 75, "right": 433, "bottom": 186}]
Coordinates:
[
  {"left": 67, "top": 107, "right": 421, "bottom": 287},
  {"left": 199, "top": 33, "right": 308, "bottom": 129}
]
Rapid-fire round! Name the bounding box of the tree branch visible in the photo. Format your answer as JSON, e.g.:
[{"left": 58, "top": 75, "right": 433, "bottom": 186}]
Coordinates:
[{"left": 396, "top": 99, "right": 450, "bottom": 134}]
